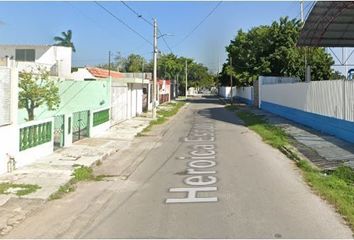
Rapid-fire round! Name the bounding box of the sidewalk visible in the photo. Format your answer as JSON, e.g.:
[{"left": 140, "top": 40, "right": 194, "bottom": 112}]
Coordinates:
[
  {"left": 238, "top": 103, "right": 354, "bottom": 170},
  {"left": 0, "top": 116, "right": 152, "bottom": 235},
  {"left": 0, "top": 116, "right": 152, "bottom": 204},
  {"left": 0, "top": 102, "right": 185, "bottom": 235}
]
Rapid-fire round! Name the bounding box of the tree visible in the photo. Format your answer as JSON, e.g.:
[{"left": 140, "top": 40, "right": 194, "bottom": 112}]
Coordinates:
[
  {"left": 95, "top": 52, "right": 215, "bottom": 91},
  {"left": 125, "top": 54, "right": 147, "bottom": 72},
  {"left": 18, "top": 69, "right": 60, "bottom": 121},
  {"left": 156, "top": 54, "right": 184, "bottom": 79},
  {"left": 54, "top": 30, "right": 76, "bottom": 52},
  {"left": 97, "top": 53, "right": 146, "bottom": 72},
  {"left": 153, "top": 53, "right": 215, "bottom": 89},
  {"left": 330, "top": 70, "right": 345, "bottom": 80},
  {"left": 219, "top": 17, "right": 334, "bottom": 86}
]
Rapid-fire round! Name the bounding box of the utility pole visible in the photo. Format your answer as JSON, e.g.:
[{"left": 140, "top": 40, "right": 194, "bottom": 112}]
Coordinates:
[
  {"left": 300, "top": 0, "right": 308, "bottom": 82},
  {"left": 176, "top": 73, "right": 179, "bottom": 97},
  {"left": 141, "top": 60, "right": 145, "bottom": 85},
  {"left": 152, "top": 18, "right": 158, "bottom": 119},
  {"left": 230, "top": 56, "right": 233, "bottom": 105},
  {"left": 300, "top": 0, "right": 304, "bottom": 22},
  {"left": 185, "top": 60, "right": 188, "bottom": 99},
  {"left": 218, "top": 55, "right": 221, "bottom": 75},
  {"left": 108, "top": 51, "right": 111, "bottom": 77}
]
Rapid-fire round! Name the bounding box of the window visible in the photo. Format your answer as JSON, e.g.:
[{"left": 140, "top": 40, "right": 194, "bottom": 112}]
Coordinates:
[{"left": 15, "top": 49, "right": 35, "bottom": 62}]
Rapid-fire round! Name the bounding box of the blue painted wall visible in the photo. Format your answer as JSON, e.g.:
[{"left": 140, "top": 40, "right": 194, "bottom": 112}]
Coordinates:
[
  {"left": 236, "top": 96, "right": 253, "bottom": 105},
  {"left": 261, "top": 101, "right": 354, "bottom": 144}
]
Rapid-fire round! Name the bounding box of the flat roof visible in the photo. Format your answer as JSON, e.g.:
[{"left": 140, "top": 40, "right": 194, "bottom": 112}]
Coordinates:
[
  {"left": 0, "top": 44, "right": 52, "bottom": 47},
  {"left": 298, "top": 1, "right": 354, "bottom": 47}
]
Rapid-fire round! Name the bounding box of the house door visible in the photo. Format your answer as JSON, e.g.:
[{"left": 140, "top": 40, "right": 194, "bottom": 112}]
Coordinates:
[
  {"left": 53, "top": 115, "right": 65, "bottom": 150},
  {"left": 72, "top": 110, "right": 90, "bottom": 142}
]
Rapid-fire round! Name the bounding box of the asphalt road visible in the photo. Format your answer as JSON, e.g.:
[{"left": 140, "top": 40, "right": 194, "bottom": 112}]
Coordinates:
[{"left": 5, "top": 97, "right": 353, "bottom": 238}]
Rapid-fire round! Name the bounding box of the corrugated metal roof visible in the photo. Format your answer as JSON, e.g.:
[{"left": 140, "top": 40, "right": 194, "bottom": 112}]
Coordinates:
[{"left": 298, "top": 1, "right": 354, "bottom": 47}]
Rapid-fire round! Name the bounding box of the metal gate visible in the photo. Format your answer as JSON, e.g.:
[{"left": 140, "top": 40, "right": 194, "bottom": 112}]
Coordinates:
[
  {"left": 72, "top": 110, "right": 89, "bottom": 142},
  {"left": 142, "top": 87, "right": 148, "bottom": 112},
  {"left": 54, "top": 115, "right": 65, "bottom": 150}
]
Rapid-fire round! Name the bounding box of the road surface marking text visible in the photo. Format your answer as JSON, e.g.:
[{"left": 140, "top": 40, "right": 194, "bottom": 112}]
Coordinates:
[{"left": 166, "top": 111, "right": 218, "bottom": 204}]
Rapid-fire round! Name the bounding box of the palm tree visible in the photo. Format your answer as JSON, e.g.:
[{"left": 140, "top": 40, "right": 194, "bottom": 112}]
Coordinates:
[{"left": 53, "top": 30, "right": 76, "bottom": 52}]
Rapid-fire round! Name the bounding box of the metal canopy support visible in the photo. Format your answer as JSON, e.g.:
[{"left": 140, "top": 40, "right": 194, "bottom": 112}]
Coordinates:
[
  {"left": 298, "top": 2, "right": 354, "bottom": 48},
  {"left": 327, "top": 47, "right": 354, "bottom": 77}
]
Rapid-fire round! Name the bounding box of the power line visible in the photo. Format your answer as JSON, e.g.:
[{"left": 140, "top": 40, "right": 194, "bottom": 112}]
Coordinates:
[
  {"left": 120, "top": 1, "right": 173, "bottom": 54},
  {"left": 174, "top": 1, "right": 222, "bottom": 48},
  {"left": 159, "top": 30, "right": 173, "bottom": 53},
  {"left": 66, "top": 2, "right": 152, "bottom": 64},
  {"left": 121, "top": 1, "right": 153, "bottom": 26},
  {"left": 94, "top": 1, "right": 153, "bottom": 46}
]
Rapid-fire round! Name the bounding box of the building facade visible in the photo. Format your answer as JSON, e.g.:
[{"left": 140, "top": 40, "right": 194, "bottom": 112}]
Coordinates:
[{"left": 0, "top": 45, "right": 72, "bottom": 78}]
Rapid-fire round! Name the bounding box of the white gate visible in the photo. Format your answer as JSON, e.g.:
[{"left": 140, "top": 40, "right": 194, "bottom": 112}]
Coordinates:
[{"left": 111, "top": 82, "right": 128, "bottom": 125}]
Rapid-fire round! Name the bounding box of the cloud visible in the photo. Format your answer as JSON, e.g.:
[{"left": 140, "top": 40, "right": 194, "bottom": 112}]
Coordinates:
[{"left": 0, "top": 20, "right": 6, "bottom": 26}]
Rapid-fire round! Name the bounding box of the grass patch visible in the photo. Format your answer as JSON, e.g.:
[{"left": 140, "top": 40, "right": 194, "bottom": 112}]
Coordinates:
[
  {"left": 49, "top": 166, "right": 105, "bottom": 200},
  {"left": 73, "top": 166, "right": 95, "bottom": 181},
  {"left": 234, "top": 108, "right": 354, "bottom": 230},
  {"left": 49, "top": 179, "right": 76, "bottom": 200},
  {"left": 297, "top": 160, "right": 354, "bottom": 229},
  {"left": 0, "top": 182, "right": 41, "bottom": 196},
  {"left": 236, "top": 110, "right": 288, "bottom": 149},
  {"left": 139, "top": 101, "right": 185, "bottom": 135}
]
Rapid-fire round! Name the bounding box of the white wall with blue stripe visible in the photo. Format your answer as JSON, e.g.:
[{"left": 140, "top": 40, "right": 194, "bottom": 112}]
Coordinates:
[{"left": 259, "top": 77, "right": 354, "bottom": 144}]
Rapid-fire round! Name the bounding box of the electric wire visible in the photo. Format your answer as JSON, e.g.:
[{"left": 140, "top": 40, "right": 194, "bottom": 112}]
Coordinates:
[
  {"left": 174, "top": 1, "right": 222, "bottom": 48},
  {"left": 121, "top": 1, "right": 153, "bottom": 26},
  {"left": 94, "top": 1, "right": 153, "bottom": 46},
  {"left": 64, "top": 2, "right": 152, "bottom": 67},
  {"left": 120, "top": 1, "right": 173, "bottom": 53}
]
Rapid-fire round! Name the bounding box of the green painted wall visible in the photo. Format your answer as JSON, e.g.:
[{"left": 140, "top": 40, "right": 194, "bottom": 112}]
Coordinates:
[{"left": 18, "top": 79, "right": 111, "bottom": 123}]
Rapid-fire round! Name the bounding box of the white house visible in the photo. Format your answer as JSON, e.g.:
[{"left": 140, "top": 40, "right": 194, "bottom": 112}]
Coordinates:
[
  {"left": 0, "top": 66, "right": 54, "bottom": 174},
  {"left": 0, "top": 45, "right": 72, "bottom": 78}
]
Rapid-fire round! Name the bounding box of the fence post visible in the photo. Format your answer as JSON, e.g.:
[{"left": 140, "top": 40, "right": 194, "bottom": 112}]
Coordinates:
[
  {"left": 258, "top": 76, "right": 262, "bottom": 108},
  {"left": 343, "top": 79, "right": 346, "bottom": 120},
  {"left": 253, "top": 76, "right": 262, "bottom": 109}
]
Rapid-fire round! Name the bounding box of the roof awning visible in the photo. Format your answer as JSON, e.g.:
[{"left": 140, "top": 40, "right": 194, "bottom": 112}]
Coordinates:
[{"left": 298, "top": 1, "right": 354, "bottom": 47}]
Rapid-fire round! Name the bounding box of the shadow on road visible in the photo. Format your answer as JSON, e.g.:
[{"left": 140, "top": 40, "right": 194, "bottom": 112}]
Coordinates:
[
  {"left": 185, "top": 96, "right": 244, "bottom": 126},
  {"left": 185, "top": 96, "right": 354, "bottom": 169}
]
